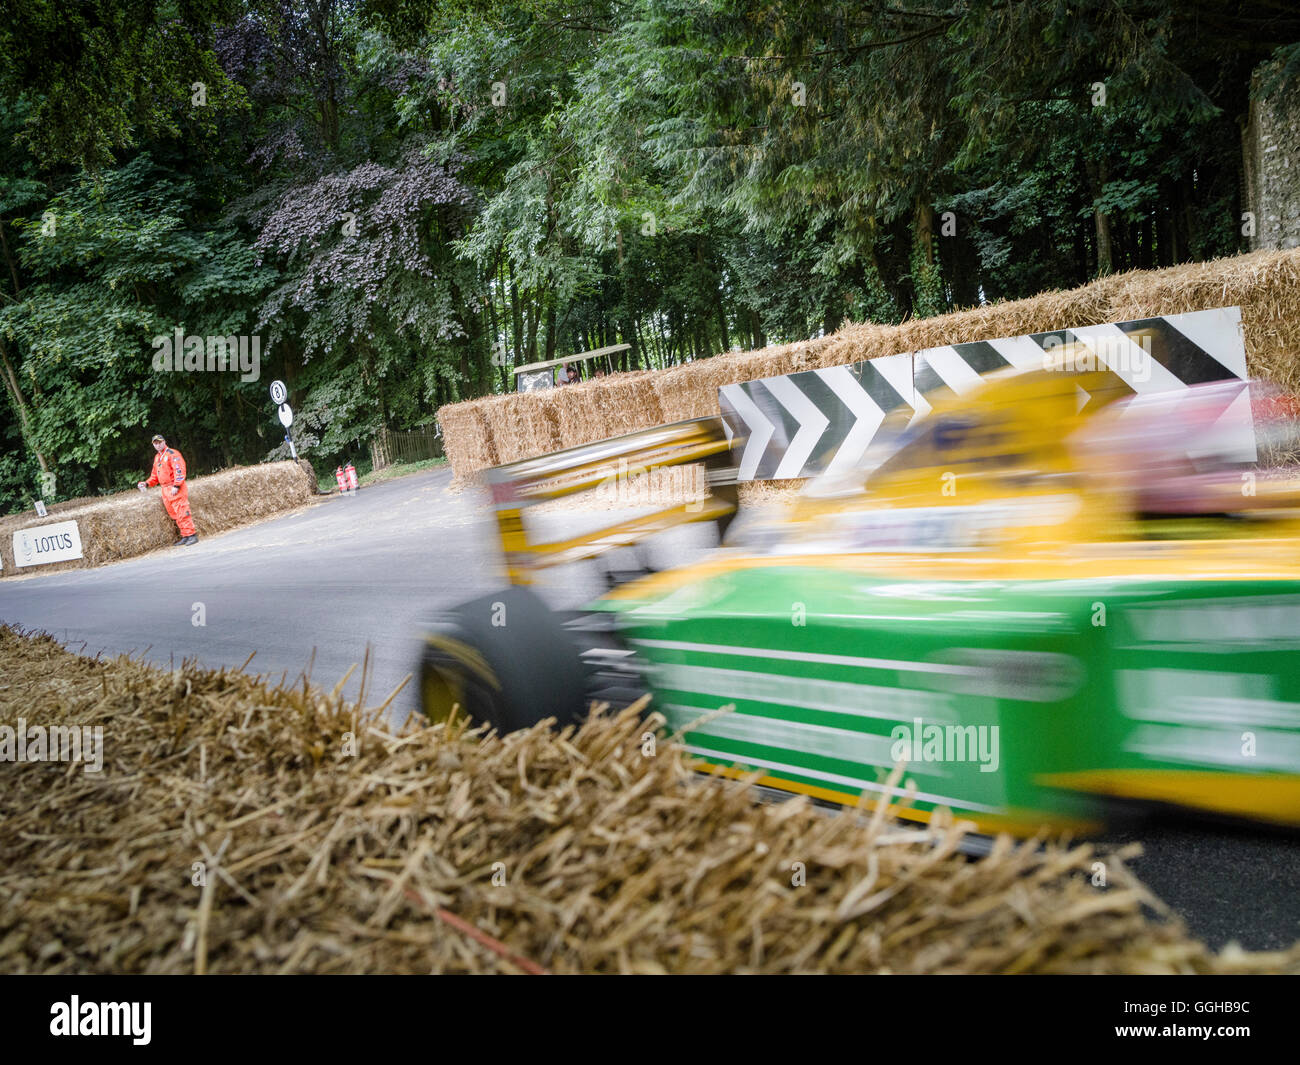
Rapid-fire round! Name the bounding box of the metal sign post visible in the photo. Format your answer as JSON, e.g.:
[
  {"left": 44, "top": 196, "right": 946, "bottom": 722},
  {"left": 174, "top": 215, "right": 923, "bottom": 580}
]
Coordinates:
[{"left": 270, "top": 381, "right": 297, "bottom": 459}]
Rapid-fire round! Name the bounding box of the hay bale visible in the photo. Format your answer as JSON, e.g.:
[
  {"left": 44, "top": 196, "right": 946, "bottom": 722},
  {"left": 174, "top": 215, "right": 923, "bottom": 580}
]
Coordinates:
[
  {"left": 437, "top": 249, "right": 1300, "bottom": 481},
  {"left": 1, "top": 625, "right": 1296, "bottom": 974},
  {"left": 1104, "top": 250, "right": 1300, "bottom": 393},
  {"left": 552, "top": 377, "right": 610, "bottom": 447},
  {"left": 477, "top": 391, "right": 560, "bottom": 466},
  {"left": 549, "top": 371, "right": 667, "bottom": 447},
  {"left": 594, "top": 371, "right": 665, "bottom": 437},
  {"left": 437, "top": 400, "right": 499, "bottom": 486},
  {"left": 650, "top": 365, "right": 714, "bottom": 423},
  {"left": 0, "top": 461, "right": 315, "bottom": 577},
  {"left": 738, "top": 479, "right": 805, "bottom": 507}
]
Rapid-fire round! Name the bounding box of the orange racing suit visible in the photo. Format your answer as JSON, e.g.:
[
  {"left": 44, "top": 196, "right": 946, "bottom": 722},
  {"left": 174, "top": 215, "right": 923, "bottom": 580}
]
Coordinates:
[{"left": 146, "top": 446, "right": 197, "bottom": 537}]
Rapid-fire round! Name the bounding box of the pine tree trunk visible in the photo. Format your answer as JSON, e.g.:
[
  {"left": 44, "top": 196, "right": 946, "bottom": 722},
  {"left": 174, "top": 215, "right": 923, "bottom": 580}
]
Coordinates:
[
  {"left": 915, "top": 199, "right": 935, "bottom": 266},
  {"left": 1084, "top": 158, "right": 1113, "bottom": 275},
  {"left": 508, "top": 262, "right": 523, "bottom": 363}
]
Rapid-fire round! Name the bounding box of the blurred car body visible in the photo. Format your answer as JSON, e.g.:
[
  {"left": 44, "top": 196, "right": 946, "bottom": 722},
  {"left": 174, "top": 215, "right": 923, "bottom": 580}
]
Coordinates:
[{"left": 422, "top": 368, "right": 1300, "bottom": 835}]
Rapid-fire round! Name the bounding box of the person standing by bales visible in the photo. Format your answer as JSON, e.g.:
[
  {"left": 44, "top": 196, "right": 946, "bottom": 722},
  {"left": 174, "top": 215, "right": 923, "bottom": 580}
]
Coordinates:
[{"left": 137, "top": 434, "right": 198, "bottom": 545}]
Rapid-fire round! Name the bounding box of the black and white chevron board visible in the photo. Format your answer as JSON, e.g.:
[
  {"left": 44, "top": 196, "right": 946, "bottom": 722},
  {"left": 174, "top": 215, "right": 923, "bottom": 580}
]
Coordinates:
[{"left": 718, "top": 306, "right": 1254, "bottom": 481}]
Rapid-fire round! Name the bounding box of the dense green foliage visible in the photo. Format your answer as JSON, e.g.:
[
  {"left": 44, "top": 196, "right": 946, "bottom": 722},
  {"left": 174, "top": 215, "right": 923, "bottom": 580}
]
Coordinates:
[{"left": 1, "top": 0, "right": 1297, "bottom": 511}]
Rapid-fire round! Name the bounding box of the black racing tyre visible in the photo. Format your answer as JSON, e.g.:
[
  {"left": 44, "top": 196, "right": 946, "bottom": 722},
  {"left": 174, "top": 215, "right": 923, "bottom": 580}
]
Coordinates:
[{"left": 418, "top": 586, "right": 587, "bottom": 734}]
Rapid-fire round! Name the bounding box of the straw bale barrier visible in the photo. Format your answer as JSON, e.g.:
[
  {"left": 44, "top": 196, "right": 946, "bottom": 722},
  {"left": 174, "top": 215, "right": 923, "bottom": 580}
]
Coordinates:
[
  {"left": 2, "top": 626, "right": 1296, "bottom": 975},
  {"left": 0, "top": 461, "right": 316, "bottom": 577},
  {"left": 438, "top": 249, "right": 1300, "bottom": 483},
  {"left": 436, "top": 400, "right": 498, "bottom": 478}
]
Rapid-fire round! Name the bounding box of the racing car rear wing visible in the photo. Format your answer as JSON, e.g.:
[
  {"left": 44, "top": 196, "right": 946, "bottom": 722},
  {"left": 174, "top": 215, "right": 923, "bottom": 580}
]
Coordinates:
[{"left": 483, "top": 417, "right": 742, "bottom": 585}]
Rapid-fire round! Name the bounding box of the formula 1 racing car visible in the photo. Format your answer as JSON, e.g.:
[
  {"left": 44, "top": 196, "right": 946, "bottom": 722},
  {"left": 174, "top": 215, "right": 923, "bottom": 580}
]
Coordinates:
[{"left": 419, "top": 367, "right": 1300, "bottom": 836}]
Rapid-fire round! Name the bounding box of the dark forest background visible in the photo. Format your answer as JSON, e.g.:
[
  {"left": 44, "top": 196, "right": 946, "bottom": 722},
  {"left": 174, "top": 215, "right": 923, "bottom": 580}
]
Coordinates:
[{"left": 1, "top": 1, "right": 1298, "bottom": 510}]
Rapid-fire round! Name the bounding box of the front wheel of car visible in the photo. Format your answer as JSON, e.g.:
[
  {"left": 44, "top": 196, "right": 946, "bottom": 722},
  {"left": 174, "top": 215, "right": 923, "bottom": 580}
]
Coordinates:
[{"left": 418, "top": 586, "right": 588, "bottom": 734}]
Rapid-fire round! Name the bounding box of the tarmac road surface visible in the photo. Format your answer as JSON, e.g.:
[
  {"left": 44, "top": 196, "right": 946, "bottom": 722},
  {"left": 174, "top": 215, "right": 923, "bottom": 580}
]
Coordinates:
[
  {"left": 1, "top": 466, "right": 1297, "bottom": 952},
  {"left": 1, "top": 468, "right": 499, "bottom": 719}
]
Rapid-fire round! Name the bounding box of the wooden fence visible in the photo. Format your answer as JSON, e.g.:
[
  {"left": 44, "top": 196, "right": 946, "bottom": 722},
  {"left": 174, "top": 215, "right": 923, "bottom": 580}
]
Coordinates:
[{"left": 370, "top": 426, "right": 445, "bottom": 470}]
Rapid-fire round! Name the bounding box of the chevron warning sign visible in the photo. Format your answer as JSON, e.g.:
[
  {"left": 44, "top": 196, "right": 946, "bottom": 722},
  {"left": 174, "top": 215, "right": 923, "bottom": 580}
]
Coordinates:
[{"left": 718, "top": 306, "right": 1254, "bottom": 481}]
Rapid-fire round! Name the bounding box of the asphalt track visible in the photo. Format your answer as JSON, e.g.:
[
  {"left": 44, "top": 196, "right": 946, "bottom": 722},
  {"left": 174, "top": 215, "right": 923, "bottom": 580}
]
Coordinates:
[{"left": 1, "top": 466, "right": 1297, "bottom": 953}]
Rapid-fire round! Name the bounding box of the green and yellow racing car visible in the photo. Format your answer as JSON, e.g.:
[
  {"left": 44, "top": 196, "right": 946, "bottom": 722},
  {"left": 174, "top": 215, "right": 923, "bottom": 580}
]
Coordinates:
[{"left": 419, "top": 367, "right": 1300, "bottom": 837}]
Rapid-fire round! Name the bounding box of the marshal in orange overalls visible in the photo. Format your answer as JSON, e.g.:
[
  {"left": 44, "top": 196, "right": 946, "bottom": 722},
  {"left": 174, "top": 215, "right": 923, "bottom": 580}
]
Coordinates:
[{"left": 146, "top": 446, "right": 197, "bottom": 538}]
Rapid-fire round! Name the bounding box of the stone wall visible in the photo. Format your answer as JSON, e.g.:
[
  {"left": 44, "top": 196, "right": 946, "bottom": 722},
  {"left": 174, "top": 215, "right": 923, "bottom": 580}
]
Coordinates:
[{"left": 1244, "top": 62, "right": 1300, "bottom": 251}]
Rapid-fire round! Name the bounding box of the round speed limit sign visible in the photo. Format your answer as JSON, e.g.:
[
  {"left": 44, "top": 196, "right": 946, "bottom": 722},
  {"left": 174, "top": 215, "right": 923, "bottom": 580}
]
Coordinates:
[{"left": 269, "top": 380, "right": 288, "bottom": 405}]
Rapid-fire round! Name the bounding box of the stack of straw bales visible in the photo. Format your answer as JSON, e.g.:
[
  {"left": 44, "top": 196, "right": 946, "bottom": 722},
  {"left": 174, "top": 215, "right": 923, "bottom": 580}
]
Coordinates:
[
  {"left": 0, "top": 461, "right": 316, "bottom": 577},
  {"left": 2, "top": 626, "right": 1295, "bottom": 974},
  {"left": 438, "top": 249, "right": 1300, "bottom": 483}
]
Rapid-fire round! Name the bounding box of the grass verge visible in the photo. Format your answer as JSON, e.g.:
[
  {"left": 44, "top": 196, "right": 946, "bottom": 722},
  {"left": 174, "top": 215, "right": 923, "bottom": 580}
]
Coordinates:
[{"left": 315, "top": 456, "right": 447, "bottom": 493}]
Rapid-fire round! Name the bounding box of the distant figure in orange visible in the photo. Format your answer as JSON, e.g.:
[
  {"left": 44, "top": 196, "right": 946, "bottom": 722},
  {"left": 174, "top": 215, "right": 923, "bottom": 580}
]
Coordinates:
[{"left": 138, "top": 434, "right": 198, "bottom": 545}]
